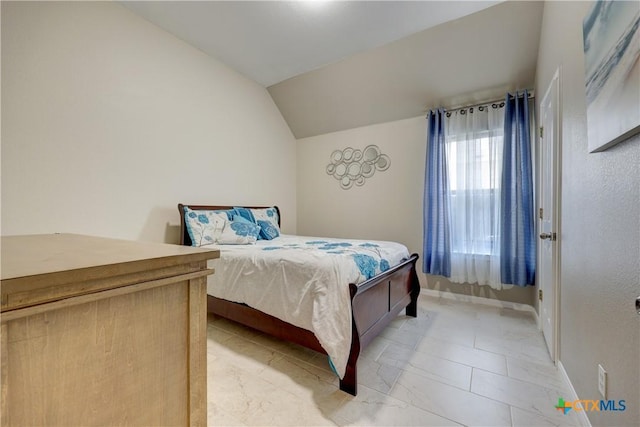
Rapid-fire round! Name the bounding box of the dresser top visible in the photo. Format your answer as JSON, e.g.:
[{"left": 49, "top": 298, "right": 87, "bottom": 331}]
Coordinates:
[{"left": 1, "top": 233, "right": 219, "bottom": 281}]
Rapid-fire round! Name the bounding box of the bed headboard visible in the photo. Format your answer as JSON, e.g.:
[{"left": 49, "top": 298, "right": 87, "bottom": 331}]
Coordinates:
[{"left": 177, "top": 204, "right": 281, "bottom": 246}]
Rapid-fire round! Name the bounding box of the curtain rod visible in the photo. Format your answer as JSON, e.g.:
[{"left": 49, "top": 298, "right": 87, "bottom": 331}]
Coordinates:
[{"left": 441, "top": 90, "right": 535, "bottom": 114}]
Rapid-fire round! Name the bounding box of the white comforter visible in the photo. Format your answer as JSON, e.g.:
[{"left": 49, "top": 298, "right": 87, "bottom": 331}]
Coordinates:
[{"left": 205, "top": 234, "right": 410, "bottom": 378}]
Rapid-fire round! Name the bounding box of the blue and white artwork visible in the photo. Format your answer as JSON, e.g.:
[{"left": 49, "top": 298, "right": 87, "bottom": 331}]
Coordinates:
[{"left": 583, "top": 0, "right": 640, "bottom": 152}]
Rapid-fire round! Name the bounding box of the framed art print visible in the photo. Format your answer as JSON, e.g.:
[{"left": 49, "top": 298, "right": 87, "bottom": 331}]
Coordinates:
[{"left": 583, "top": 0, "right": 640, "bottom": 152}]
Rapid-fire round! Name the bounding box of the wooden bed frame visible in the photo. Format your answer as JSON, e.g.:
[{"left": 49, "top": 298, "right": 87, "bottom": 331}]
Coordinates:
[{"left": 178, "top": 204, "right": 420, "bottom": 395}]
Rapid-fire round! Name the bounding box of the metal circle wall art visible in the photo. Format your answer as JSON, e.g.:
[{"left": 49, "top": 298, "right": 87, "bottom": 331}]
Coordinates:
[{"left": 326, "top": 145, "right": 390, "bottom": 190}]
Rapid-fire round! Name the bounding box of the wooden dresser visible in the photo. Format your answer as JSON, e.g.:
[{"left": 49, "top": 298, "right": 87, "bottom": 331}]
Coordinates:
[{"left": 0, "top": 234, "right": 219, "bottom": 426}]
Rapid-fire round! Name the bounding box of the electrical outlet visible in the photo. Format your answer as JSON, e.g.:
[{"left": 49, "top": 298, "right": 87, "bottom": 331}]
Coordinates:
[{"left": 598, "top": 364, "right": 607, "bottom": 399}]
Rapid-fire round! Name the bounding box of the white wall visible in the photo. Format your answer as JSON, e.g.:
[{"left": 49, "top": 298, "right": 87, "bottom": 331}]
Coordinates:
[
  {"left": 536, "top": 1, "right": 639, "bottom": 426},
  {"left": 297, "top": 116, "right": 536, "bottom": 306},
  {"left": 297, "top": 116, "right": 425, "bottom": 244},
  {"left": 1, "top": 1, "right": 297, "bottom": 243}
]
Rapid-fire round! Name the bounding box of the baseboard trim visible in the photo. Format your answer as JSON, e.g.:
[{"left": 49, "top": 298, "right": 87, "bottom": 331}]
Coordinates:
[
  {"left": 558, "top": 361, "right": 592, "bottom": 427},
  {"left": 420, "top": 287, "right": 537, "bottom": 317}
]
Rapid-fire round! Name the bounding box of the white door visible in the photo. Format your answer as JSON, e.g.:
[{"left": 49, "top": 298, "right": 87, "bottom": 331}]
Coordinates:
[{"left": 538, "top": 70, "right": 560, "bottom": 362}]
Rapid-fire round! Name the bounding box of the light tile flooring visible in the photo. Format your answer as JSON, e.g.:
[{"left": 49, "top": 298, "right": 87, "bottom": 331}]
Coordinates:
[{"left": 206, "top": 294, "right": 581, "bottom": 426}]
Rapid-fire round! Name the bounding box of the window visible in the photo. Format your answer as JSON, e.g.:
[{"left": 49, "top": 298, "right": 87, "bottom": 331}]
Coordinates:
[
  {"left": 424, "top": 92, "right": 535, "bottom": 288},
  {"left": 446, "top": 115, "right": 503, "bottom": 257}
]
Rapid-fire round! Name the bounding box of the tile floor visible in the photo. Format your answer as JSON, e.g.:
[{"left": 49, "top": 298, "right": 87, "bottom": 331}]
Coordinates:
[{"left": 206, "top": 294, "right": 581, "bottom": 426}]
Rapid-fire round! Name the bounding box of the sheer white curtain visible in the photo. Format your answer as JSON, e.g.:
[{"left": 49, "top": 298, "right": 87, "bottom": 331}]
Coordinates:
[{"left": 445, "top": 105, "right": 507, "bottom": 289}]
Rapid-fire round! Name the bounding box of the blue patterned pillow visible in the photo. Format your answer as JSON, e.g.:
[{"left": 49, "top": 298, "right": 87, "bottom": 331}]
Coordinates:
[
  {"left": 250, "top": 207, "right": 280, "bottom": 240},
  {"left": 231, "top": 207, "right": 256, "bottom": 224},
  {"left": 217, "top": 219, "right": 261, "bottom": 244},
  {"left": 183, "top": 207, "right": 229, "bottom": 247}
]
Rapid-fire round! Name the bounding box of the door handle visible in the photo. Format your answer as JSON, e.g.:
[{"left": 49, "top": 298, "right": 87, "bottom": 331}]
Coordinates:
[
  {"left": 636, "top": 296, "right": 640, "bottom": 315},
  {"left": 539, "top": 232, "right": 557, "bottom": 241}
]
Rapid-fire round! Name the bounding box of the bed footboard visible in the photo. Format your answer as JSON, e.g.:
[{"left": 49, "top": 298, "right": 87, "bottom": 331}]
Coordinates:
[{"left": 340, "top": 253, "right": 420, "bottom": 395}]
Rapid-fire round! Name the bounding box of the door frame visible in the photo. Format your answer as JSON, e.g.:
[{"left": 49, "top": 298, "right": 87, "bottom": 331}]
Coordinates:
[{"left": 538, "top": 67, "right": 562, "bottom": 364}]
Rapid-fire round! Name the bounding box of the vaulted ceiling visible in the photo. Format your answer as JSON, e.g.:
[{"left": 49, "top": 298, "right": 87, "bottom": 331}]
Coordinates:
[{"left": 122, "top": 1, "right": 544, "bottom": 138}]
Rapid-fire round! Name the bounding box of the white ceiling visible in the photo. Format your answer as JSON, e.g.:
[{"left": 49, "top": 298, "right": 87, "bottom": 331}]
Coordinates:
[
  {"left": 121, "top": 1, "right": 544, "bottom": 138},
  {"left": 121, "top": 1, "right": 504, "bottom": 87}
]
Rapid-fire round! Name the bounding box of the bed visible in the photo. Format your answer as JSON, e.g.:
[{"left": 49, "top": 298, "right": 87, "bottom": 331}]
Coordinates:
[{"left": 178, "top": 204, "right": 420, "bottom": 395}]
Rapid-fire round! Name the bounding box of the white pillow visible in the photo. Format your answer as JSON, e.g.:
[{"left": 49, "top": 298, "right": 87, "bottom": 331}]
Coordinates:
[{"left": 184, "top": 208, "right": 229, "bottom": 247}]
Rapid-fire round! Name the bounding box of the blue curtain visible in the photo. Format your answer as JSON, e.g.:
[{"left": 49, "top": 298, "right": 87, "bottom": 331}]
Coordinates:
[
  {"left": 423, "top": 109, "right": 451, "bottom": 277},
  {"left": 500, "top": 91, "right": 535, "bottom": 286}
]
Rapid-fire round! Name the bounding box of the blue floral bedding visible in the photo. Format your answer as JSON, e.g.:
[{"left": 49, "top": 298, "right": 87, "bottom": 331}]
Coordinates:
[
  {"left": 261, "top": 239, "right": 397, "bottom": 280},
  {"left": 204, "top": 234, "right": 411, "bottom": 379}
]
